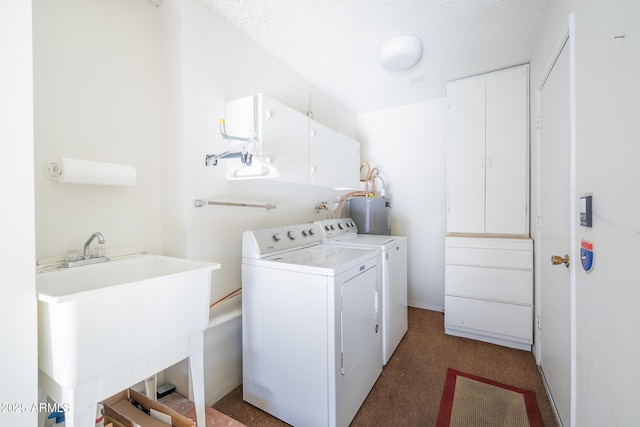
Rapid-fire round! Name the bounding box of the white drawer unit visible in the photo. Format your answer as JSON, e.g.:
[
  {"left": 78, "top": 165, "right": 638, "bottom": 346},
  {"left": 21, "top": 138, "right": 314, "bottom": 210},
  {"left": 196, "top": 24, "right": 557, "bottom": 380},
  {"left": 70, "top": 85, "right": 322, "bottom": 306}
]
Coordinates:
[{"left": 444, "top": 236, "right": 533, "bottom": 350}]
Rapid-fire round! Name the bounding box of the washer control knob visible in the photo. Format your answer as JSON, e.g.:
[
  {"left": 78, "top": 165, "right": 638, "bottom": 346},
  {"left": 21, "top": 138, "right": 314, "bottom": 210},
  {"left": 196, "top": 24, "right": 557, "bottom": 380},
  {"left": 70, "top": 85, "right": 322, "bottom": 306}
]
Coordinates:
[
  {"left": 308, "top": 228, "right": 315, "bottom": 235},
  {"left": 325, "top": 225, "right": 331, "bottom": 230},
  {"left": 338, "top": 223, "right": 344, "bottom": 229},
  {"left": 302, "top": 229, "right": 308, "bottom": 237},
  {"left": 287, "top": 230, "right": 297, "bottom": 240},
  {"left": 272, "top": 233, "right": 281, "bottom": 241}
]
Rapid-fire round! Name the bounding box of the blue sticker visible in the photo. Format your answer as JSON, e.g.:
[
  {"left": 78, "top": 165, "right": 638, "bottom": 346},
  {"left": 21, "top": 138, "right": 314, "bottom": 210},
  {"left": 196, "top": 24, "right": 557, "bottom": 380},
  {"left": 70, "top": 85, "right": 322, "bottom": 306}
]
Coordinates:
[{"left": 580, "top": 247, "right": 594, "bottom": 272}]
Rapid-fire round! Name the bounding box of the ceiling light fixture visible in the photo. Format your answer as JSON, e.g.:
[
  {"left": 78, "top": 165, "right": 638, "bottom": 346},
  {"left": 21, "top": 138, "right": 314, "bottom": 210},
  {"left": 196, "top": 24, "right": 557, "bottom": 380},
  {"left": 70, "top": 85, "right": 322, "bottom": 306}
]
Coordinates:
[{"left": 379, "top": 35, "right": 423, "bottom": 71}]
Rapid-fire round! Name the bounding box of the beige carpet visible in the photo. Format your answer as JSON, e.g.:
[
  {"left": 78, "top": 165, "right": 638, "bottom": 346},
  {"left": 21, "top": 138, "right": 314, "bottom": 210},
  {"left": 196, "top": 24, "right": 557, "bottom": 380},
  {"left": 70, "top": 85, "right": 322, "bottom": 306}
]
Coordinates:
[
  {"left": 437, "top": 368, "right": 543, "bottom": 427},
  {"left": 213, "top": 308, "right": 558, "bottom": 426}
]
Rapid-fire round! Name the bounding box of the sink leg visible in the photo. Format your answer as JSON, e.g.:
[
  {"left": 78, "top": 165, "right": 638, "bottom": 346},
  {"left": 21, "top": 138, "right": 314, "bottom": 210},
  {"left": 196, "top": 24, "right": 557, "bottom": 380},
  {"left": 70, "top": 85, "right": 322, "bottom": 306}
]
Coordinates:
[
  {"left": 65, "top": 404, "right": 96, "bottom": 427},
  {"left": 39, "top": 372, "right": 97, "bottom": 427},
  {"left": 189, "top": 348, "right": 206, "bottom": 427}
]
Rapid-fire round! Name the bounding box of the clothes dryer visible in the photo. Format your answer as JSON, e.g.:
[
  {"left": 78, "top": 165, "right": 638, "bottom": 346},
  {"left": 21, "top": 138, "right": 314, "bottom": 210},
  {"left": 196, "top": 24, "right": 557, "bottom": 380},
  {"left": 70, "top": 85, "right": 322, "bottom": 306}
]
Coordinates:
[
  {"left": 242, "top": 223, "right": 382, "bottom": 427},
  {"left": 316, "top": 218, "right": 408, "bottom": 365}
]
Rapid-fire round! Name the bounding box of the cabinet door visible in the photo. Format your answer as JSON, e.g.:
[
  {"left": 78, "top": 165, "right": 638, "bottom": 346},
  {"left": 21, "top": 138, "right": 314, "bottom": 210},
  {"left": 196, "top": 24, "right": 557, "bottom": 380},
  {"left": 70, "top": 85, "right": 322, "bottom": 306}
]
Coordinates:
[
  {"left": 336, "top": 132, "right": 360, "bottom": 190},
  {"left": 485, "top": 66, "right": 528, "bottom": 235},
  {"left": 260, "top": 95, "right": 310, "bottom": 184},
  {"left": 309, "top": 121, "right": 361, "bottom": 189},
  {"left": 446, "top": 75, "right": 486, "bottom": 234},
  {"left": 309, "top": 119, "right": 338, "bottom": 187}
]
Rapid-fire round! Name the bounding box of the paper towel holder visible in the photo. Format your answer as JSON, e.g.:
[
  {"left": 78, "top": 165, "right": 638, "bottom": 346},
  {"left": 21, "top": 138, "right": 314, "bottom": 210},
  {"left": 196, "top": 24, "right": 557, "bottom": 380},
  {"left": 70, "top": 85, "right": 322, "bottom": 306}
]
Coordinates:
[
  {"left": 46, "top": 158, "right": 138, "bottom": 187},
  {"left": 46, "top": 160, "right": 63, "bottom": 179}
]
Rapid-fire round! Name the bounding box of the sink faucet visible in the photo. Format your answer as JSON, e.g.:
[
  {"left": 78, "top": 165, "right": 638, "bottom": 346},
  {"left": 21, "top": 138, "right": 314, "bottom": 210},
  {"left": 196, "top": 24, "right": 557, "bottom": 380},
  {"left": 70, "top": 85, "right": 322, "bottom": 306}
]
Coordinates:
[
  {"left": 84, "top": 232, "right": 105, "bottom": 259},
  {"left": 64, "top": 232, "right": 108, "bottom": 268}
]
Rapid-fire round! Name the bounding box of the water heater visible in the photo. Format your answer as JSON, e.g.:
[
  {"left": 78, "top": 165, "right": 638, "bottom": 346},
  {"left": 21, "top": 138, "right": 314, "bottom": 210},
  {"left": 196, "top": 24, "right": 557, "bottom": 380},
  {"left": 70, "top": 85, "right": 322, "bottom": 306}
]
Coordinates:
[{"left": 344, "top": 197, "right": 391, "bottom": 235}]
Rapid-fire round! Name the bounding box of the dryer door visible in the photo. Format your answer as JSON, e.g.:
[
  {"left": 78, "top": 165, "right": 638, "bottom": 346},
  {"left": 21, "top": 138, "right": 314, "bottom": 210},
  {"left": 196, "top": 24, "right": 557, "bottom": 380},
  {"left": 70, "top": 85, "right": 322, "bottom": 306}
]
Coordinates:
[{"left": 341, "top": 264, "right": 379, "bottom": 375}]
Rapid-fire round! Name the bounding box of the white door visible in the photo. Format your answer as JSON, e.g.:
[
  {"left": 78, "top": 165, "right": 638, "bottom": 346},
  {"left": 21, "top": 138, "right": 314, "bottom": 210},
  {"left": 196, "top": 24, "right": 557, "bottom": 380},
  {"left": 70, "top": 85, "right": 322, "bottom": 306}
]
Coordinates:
[
  {"left": 485, "top": 66, "right": 529, "bottom": 235},
  {"left": 446, "top": 75, "right": 486, "bottom": 234},
  {"left": 341, "top": 265, "right": 379, "bottom": 375},
  {"left": 539, "top": 37, "right": 572, "bottom": 426}
]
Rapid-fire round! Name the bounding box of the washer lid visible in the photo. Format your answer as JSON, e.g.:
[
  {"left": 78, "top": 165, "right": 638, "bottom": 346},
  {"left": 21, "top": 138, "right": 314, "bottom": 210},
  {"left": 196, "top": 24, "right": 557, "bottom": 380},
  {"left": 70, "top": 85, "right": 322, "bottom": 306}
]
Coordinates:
[
  {"left": 327, "top": 233, "right": 407, "bottom": 250},
  {"left": 255, "top": 245, "right": 379, "bottom": 276}
]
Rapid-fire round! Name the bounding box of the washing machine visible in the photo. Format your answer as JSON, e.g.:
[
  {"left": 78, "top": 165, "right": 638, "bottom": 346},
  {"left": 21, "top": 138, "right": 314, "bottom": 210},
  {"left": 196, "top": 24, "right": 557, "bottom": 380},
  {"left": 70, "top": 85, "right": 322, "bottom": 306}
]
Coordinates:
[
  {"left": 315, "top": 218, "right": 408, "bottom": 365},
  {"left": 241, "top": 223, "right": 382, "bottom": 427}
]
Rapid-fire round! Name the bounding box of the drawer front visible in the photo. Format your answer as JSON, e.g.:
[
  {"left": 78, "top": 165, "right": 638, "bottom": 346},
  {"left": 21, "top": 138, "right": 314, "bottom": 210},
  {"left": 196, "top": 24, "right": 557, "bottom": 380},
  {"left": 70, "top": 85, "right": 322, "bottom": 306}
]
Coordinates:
[
  {"left": 445, "top": 246, "right": 532, "bottom": 270},
  {"left": 445, "top": 236, "right": 533, "bottom": 251},
  {"left": 445, "top": 296, "right": 532, "bottom": 341},
  {"left": 445, "top": 265, "right": 532, "bottom": 305}
]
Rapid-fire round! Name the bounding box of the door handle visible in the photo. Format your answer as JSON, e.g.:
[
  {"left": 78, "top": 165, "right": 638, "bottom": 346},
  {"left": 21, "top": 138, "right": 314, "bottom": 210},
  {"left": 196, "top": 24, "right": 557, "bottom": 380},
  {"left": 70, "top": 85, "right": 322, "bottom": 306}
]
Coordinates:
[
  {"left": 373, "top": 291, "right": 379, "bottom": 314},
  {"left": 551, "top": 254, "right": 570, "bottom": 268}
]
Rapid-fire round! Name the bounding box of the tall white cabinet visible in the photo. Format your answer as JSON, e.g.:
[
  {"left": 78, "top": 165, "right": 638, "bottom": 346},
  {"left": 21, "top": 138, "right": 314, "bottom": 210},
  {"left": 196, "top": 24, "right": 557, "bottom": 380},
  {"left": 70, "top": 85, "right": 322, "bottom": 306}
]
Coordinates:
[
  {"left": 445, "top": 65, "right": 533, "bottom": 350},
  {"left": 447, "top": 65, "right": 529, "bottom": 235}
]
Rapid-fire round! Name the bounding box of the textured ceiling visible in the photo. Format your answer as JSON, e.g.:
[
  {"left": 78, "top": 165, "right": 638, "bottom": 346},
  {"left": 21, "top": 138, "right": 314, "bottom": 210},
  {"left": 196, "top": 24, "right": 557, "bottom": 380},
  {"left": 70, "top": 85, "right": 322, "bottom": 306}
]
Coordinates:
[{"left": 202, "top": 0, "right": 551, "bottom": 114}]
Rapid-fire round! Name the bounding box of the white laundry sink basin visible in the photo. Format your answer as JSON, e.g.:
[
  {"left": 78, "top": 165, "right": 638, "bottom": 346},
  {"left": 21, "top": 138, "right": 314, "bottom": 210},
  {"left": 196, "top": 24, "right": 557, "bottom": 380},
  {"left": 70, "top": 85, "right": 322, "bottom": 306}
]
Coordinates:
[{"left": 37, "top": 254, "right": 220, "bottom": 388}]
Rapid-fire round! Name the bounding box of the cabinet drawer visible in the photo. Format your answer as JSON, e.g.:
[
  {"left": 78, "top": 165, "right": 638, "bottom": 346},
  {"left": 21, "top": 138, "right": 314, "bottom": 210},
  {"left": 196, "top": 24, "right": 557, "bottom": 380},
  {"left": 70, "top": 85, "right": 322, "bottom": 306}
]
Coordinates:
[
  {"left": 445, "top": 265, "right": 532, "bottom": 305},
  {"left": 445, "top": 244, "right": 532, "bottom": 270},
  {"left": 445, "top": 236, "right": 532, "bottom": 251},
  {"left": 445, "top": 296, "right": 532, "bottom": 341}
]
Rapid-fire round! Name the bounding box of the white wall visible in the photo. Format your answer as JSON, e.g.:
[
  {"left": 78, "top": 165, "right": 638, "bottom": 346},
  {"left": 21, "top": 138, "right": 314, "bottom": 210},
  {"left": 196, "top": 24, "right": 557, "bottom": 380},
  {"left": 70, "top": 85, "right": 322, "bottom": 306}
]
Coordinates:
[
  {"left": 530, "top": 0, "right": 640, "bottom": 425},
  {"left": 573, "top": 0, "right": 640, "bottom": 425},
  {"left": 32, "top": 0, "right": 358, "bottom": 406},
  {"left": 357, "top": 100, "right": 447, "bottom": 311},
  {"left": 0, "top": 2, "right": 37, "bottom": 426},
  {"left": 33, "top": 0, "right": 163, "bottom": 260}
]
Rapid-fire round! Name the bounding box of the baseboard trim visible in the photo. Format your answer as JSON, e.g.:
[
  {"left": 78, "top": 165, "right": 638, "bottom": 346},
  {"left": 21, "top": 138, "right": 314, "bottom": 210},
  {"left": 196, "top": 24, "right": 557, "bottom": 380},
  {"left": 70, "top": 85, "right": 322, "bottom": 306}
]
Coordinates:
[{"left": 538, "top": 365, "right": 564, "bottom": 427}]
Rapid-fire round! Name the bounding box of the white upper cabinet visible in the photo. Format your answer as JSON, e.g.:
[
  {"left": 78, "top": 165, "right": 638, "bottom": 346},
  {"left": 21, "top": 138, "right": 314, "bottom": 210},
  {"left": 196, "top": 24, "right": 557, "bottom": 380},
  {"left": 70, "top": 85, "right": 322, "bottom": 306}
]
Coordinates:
[
  {"left": 335, "top": 132, "right": 361, "bottom": 190},
  {"left": 309, "top": 119, "right": 339, "bottom": 187},
  {"left": 223, "top": 94, "right": 360, "bottom": 189},
  {"left": 259, "top": 95, "right": 310, "bottom": 184},
  {"left": 223, "top": 94, "right": 308, "bottom": 182},
  {"left": 309, "top": 119, "right": 361, "bottom": 189},
  {"left": 446, "top": 65, "right": 529, "bottom": 236}
]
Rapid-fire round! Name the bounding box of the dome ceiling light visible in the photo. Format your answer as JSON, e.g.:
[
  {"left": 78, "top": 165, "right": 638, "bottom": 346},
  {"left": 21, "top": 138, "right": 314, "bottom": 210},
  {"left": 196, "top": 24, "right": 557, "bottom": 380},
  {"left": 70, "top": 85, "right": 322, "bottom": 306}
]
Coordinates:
[{"left": 379, "top": 35, "right": 423, "bottom": 71}]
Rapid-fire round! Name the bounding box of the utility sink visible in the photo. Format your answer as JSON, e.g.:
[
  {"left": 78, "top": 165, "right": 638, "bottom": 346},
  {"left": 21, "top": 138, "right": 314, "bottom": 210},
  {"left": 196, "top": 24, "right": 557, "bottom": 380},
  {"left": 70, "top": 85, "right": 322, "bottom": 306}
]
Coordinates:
[{"left": 37, "top": 254, "right": 220, "bottom": 389}]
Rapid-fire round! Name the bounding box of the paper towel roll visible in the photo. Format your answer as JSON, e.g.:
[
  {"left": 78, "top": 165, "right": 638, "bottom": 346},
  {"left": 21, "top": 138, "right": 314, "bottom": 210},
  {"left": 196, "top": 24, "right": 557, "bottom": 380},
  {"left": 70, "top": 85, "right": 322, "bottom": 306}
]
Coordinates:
[{"left": 56, "top": 157, "right": 137, "bottom": 186}]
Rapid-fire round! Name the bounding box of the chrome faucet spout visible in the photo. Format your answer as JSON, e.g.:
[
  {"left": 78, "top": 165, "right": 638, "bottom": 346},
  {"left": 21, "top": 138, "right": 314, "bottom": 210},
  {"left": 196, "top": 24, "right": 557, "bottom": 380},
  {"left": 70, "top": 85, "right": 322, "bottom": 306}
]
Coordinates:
[
  {"left": 84, "top": 232, "right": 105, "bottom": 259},
  {"left": 205, "top": 151, "right": 253, "bottom": 167}
]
